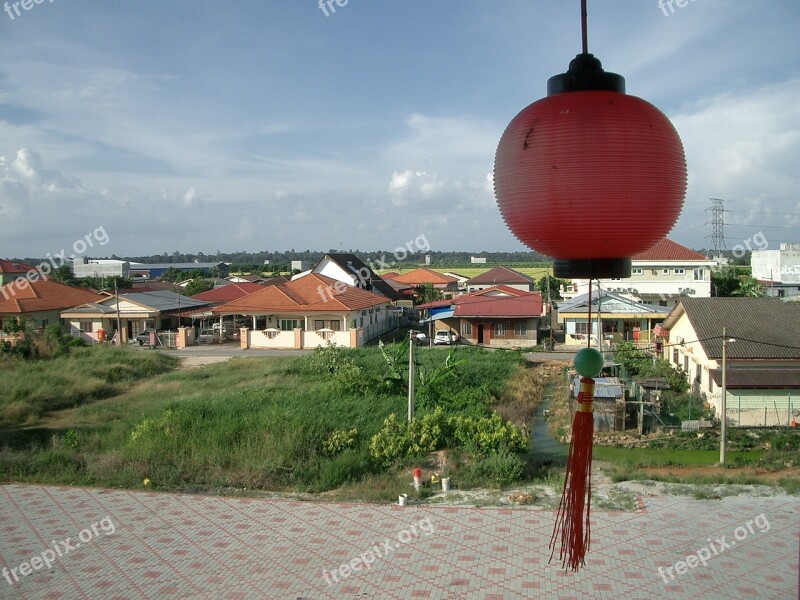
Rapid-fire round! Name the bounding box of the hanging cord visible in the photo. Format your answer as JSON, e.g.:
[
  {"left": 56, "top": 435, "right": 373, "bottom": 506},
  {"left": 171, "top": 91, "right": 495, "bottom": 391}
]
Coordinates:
[
  {"left": 581, "top": 0, "right": 589, "bottom": 54},
  {"left": 586, "top": 278, "right": 593, "bottom": 349}
]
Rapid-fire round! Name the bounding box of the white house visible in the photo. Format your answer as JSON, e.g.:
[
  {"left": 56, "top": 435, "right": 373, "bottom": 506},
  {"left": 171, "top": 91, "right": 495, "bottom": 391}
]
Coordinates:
[
  {"left": 73, "top": 257, "right": 131, "bottom": 279},
  {"left": 751, "top": 242, "right": 800, "bottom": 300},
  {"left": 562, "top": 238, "right": 716, "bottom": 306},
  {"left": 300, "top": 253, "right": 401, "bottom": 301},
  {"left": 662, "top": 297, "right": 800, "bottom": 426}
]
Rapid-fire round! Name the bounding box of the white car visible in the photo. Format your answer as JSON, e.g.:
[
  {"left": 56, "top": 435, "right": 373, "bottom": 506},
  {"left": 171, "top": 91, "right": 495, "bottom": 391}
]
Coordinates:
[{"left": 434, "top": 330, "right": 459, "bottom": 345}]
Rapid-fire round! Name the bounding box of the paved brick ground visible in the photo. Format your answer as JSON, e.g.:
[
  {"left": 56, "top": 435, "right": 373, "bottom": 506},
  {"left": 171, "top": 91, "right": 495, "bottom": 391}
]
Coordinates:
[{"left": 1, "top": 484, "right": 797, "bottom": 599}]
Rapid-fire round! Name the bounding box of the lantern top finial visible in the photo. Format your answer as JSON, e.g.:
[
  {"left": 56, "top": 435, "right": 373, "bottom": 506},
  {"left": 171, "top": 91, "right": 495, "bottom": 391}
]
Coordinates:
[{"left": 547, "top": 0, "right": 625, "bottom": 96}]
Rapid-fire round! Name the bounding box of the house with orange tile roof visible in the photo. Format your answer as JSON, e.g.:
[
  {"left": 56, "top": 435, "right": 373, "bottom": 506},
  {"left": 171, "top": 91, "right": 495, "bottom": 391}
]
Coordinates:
[
  {"left": 383, "top": 268, "right": 459, "bottom": 299},
  {"left": 0, "top": 278, "right": 105, "bottom": 333},
  {"left": 417, "top": 286, "right": 544, "bottom": 348},
  {"left": 211, "top": 273, "right": 395, "bottom": 349},
  {"left": 465, "top": 266, "right": 534, "bottom": 293},
  {"left": 561, "top": 238, "right": 717, "bottom": 306},
  {"left": 0, "top": 259, "right": 37, "bottom": 285}
]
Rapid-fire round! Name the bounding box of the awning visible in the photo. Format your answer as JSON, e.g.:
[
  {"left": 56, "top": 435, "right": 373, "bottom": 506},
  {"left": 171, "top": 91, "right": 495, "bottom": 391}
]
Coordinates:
[{"left": 419, "top": 309, "right": 455, "bottom": 324}]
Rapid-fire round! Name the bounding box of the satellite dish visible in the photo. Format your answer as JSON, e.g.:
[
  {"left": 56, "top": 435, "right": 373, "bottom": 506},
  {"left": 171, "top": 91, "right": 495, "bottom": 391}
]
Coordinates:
[{"left": 792, "top": 409, "right": 800, "bottom": 417}]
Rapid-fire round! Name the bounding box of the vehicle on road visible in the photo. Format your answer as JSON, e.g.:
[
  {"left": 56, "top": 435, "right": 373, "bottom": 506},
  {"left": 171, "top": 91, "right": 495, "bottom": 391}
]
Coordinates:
[
  {"left": 434, "top": 330, "right": 459, "bottom": 345},
  {"left": 409, "top": 329, "right": 427, "bottom": 345}
]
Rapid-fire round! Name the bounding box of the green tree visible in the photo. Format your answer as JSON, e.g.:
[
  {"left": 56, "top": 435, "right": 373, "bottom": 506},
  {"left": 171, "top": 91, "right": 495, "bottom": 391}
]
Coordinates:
[
  {"left": 160, "top": 267, "right": 183, "bottom": 283},
  {"left": 183, "top": 279, "right": 214, "bottom": 296},
  {"left": 50, "top": 264, "right": 75, "bottom": 284},
  {"left": 536, "top": 275, "right": 567, "bottom": 300},
  {"left": 613, "top": 341, "right": 689, "bottom": 393},
  {"left": 415, "top": 283, "right": 442, "bottom": 304},
  {"left": 732, "top": 276, "right": 764, "bottom": 297}
]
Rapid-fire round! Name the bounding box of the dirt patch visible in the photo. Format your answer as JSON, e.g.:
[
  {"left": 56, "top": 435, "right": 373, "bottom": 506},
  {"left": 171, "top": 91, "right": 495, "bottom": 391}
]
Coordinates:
[
  {"left": 178, "top": 356, "right": 232, "bottom": 370},
  {"left": 635, "top": 464, "right": 797, "bottom": 482}
]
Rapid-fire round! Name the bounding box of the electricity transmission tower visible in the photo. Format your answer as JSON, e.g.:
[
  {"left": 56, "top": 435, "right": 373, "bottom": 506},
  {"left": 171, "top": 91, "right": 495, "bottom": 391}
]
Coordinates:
[{"left": 705, "top": 198, "right": 726, "bottom": 256}]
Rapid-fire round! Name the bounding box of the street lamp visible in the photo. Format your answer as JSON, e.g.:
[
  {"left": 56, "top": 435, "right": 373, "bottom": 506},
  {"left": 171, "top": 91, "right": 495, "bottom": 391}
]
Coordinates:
[{"left": 720, "top": 327, "right": 735, "bottom": 464}]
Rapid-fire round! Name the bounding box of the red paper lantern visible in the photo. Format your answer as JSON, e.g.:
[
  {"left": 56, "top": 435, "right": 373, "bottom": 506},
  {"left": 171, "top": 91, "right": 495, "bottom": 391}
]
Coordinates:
[{"left": 494, "top": 53, "right": 687, "bottom": 279}]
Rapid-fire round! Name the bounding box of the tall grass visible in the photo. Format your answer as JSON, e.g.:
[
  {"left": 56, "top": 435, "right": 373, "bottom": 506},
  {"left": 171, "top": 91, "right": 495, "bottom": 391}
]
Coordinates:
[
  {"left": 0, "top": 347, "right": 177, "bottom": 426},
  {"left": 1, "top": 345, "right": 531, "bottom": 495}
]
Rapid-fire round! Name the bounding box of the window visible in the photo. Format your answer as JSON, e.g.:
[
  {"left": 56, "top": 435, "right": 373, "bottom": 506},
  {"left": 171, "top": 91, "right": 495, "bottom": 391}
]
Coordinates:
[
  {"left": 279, "top": 319, "right": 300, "bottom": 331},
  {"left": 81, "top": 321, "right": 94, "bottom": 333},
  {"left": 632, "top": 268, "right": 643, "bottom": 275},
  {"left": 674, "top": 268, "right": 685, "bottom": 275},
  {"left": 461, "top": 321, "right": 472, "bottom": 337},
  {"left": 495, "top": 322, "right": 507, "bottom": 337},
  {"left": 575, "top": 322, "right": 589, "bottom": 335},
  {"left": 708, "top": 374, "right": 714, "bottom": 393},
  {"left": 693, "top": 268, "right": 706, "bottom": 281},
  {"left": 672, "top": 349, "right": 679, "bottom": 364},
  {"left": 515, "top": 322, "right": 527, "bottom": 337},
  {"left": 662, "top": 268, "right": 670, "bottom": 275}
]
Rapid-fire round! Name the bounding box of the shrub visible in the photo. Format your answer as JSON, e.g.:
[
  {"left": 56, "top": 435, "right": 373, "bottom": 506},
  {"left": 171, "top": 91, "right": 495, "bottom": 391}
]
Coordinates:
[
  {"left": 460, "top": 449, "right": 526, "bottom": 487},
  {"left": 449, "top": 413, "right": 527, "bottom": 457},
  {"left": 322, "top": 428, "right": 359, "bottom": 456}
]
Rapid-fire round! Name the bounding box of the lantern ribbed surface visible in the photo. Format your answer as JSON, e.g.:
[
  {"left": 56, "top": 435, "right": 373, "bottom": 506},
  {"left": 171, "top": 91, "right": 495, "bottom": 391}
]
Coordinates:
[{"left": 494, "top": 90, "right": 686, "bottom": 260}]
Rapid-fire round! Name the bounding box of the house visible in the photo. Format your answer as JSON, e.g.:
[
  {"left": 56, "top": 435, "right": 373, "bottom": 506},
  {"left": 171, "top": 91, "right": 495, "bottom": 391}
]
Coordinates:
[
  {"left": 572, "top": 376, "right": 625, "bottom": 431},
  {"left": 72, "top": 257, "right": 131, "bottom": 279},
  {"left": 61, "top": 290, "right": 211, "bottom": 344},
  {"left": 751, "top": 242, "right": 800, "bottom": 300},
  {"left": 128, "top": 262, "right": 229, "bottom": 279},
  {"left": 419, "top": 286, "right": 543, "bottom": 348},
  {"left": 291, "top": 260, "right": 311, "bottom": 272},
  {"left": 561, "top": 238, "right": 716, "bottom": 306},
  {"left": 300, "top": 253, "right": 402, "bottom": 301},
  {"left": 558, "top": 290, "right": 671, "bottom": 346},
  {"left": 0, "top": 278, "right": 105, "bottom": 333},
  {"left": 226, "top": 274, "right": 268, "bottom": 284},
  {"left": 466, "top": 266, "right": 534, "bottom": 293},
  {"left": 0, "top": 259, "right": 36, "bottom": 285},
  {"left": 443, "top": 272, "right": 470, "bottom": 293},
  {"left": 384, "top": 268, "right": 459, "bottom": 296},
  {"left": 211, "top": 273, "right": 396, "bottom": 349},
  {"left": 661, "top": 297, "right": 800, "bottom": 426}
]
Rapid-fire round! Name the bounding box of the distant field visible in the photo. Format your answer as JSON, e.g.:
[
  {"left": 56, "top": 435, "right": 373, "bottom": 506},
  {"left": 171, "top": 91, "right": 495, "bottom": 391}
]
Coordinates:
[{"left": 377, "top": 267, "right": 550, "bottom": 282}]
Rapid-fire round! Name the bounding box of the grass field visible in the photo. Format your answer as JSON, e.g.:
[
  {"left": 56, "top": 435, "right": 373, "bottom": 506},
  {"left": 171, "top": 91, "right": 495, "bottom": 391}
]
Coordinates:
[{"left": 0, "top": 344, "right": 546, "bottom": 498}]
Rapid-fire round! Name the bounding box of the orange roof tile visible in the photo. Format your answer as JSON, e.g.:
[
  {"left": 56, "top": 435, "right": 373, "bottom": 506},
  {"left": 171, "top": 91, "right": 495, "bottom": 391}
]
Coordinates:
[
  {"left": 0, "top": 259, "right": 36, "bottom": 274},
  {"left": 633, "top": 239, "right": 709, "bottom": 261},
  {"left": 0, "top": 278, "right": 105, "bottom": 315},
  {"left": 211, "top": 273, "right": 389, "bottom": 314},
  {"left": 390, "top": 268, "right": 457, "bottom": 285},
  {"left": 191, "top": 283, "right": 264, "bottom": 303}
]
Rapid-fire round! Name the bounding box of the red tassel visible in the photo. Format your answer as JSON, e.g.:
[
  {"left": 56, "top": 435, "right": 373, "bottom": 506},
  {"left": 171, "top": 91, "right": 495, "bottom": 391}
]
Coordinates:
[{"left": 550, "top": 376, "right": 595, "bottom": 571}]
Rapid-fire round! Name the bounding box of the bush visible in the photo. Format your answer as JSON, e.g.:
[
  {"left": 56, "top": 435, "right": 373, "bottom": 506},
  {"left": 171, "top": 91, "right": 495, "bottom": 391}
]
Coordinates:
[
  {"left": 459, "top": 449, "right": 526, "bottom": 487},
  {"left": 322, "top": 429, "right": 359, "bottom": 456}
]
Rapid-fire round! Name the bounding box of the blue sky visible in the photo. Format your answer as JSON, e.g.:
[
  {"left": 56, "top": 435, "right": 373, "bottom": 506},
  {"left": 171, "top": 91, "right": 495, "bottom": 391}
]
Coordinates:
[{"left": 1, "top": 0, "right": 799, "bottom": 258}]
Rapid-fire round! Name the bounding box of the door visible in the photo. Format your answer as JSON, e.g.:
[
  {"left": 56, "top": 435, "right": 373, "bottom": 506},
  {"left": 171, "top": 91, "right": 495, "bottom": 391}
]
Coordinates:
[{"left": 477, "top": 324, "right": 484, "bottom": 344}]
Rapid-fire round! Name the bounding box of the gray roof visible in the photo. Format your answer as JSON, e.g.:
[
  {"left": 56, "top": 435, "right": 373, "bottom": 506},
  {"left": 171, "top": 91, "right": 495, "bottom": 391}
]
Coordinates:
[
  {"left": 120, "top": 291, "right": 211, "bottom": 312},
  {"left": 319, "top": 254, "right": 402, "bottom": 301},
  {"left": 63, "top": 302, "right": 117, "bottom": 315},
  {"left": 559, "top": 291, "right": 670, "bottom": 315},
  {"left": 666, "top": 297, "right": 800, "bottom": 360},
  {"left": 572, "top": 376, "right": 624, "bottom": 399},
  {"left": 709, "top": 368, "right": 800, "bottom": 389}
]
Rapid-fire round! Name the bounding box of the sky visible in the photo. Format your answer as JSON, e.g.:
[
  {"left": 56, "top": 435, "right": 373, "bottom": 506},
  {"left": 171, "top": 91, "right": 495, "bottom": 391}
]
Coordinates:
[{"left": 1, "top": 0, "right": 799, "bottom": 259}]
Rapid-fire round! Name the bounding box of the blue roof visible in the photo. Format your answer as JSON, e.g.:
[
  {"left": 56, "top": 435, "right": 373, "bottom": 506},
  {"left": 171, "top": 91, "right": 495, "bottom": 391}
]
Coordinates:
[{"left": 420, "top": 309, "right": 455, "bottom": 323}]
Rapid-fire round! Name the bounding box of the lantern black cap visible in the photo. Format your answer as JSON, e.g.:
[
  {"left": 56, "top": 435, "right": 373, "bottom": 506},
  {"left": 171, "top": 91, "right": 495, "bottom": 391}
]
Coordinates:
[
  {"left": 554, "top": 257, "right": 632, "bottom": 280},
  {"left": 547, "top": 53, "right": 626, "bottom": 96}
]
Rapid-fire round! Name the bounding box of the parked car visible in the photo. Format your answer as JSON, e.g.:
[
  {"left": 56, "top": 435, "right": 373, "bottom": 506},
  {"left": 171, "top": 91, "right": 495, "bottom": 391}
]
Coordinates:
[
  {"left": 197, "top": 329, "right": 218, "bottom": 344},
  {"left": 434, "top": 330, "right": 459, "bottom": 345},
  {"left": 135, "top": 330, "right": 155, "bottom": 346}
]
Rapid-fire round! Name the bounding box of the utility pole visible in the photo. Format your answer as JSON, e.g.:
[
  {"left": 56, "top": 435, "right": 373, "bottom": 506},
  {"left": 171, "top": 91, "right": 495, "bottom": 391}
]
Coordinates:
[
  {"left": 408, "top": 330, "right": 415, "bottom": 423},
  {"left": 720, "top": 327, "right": 728, "bottom": 465},
  {"left": 596, "top": 281, "right": 603, "bottom": 352},
  {"left": 114, "top": 280, "right": 122, "bottom": 347}
]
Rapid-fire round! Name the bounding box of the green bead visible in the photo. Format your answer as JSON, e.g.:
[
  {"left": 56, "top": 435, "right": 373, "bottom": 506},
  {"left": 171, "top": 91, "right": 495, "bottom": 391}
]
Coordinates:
[{"left": 574, "top": 347, "right": 603, "bottom": 378}]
